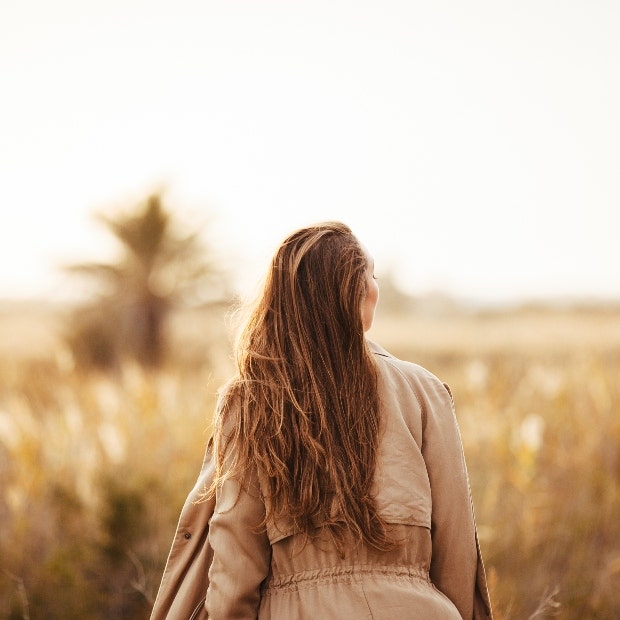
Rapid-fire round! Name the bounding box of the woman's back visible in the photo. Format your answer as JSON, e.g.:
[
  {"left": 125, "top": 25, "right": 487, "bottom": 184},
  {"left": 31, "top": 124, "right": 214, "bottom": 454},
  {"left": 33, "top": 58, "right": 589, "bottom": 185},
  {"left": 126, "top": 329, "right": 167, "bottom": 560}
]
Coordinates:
[{"left": 206, "top": 342, "right": 492, "bottom": 619}]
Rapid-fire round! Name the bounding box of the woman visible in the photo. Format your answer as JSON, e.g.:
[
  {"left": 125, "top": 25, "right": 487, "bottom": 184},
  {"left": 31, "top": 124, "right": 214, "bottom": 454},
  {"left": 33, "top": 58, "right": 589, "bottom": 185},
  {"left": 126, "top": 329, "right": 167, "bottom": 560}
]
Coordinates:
[{"left": 151, "top": 222, "right": 493, "bottom": 619}]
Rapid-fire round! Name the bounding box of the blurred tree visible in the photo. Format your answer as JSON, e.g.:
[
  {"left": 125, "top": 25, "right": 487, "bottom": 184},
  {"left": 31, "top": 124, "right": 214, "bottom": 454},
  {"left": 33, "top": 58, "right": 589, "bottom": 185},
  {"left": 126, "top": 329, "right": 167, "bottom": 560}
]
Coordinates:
[{"left": 66, "top": 193, "right": 227, "bottom": 369}]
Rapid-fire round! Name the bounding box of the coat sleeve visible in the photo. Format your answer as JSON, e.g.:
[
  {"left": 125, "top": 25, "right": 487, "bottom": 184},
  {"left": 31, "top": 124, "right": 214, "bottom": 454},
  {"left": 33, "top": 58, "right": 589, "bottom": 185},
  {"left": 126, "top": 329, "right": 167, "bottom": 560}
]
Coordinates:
[
  {"left": 149, "top": 444, "right": 215, "bottom": 620},
  {"left": 422, "top": 380, "right": 493, "bottom": 620},
  {"left": 205, "top": 460, "right": 271, "bottom": 619}
]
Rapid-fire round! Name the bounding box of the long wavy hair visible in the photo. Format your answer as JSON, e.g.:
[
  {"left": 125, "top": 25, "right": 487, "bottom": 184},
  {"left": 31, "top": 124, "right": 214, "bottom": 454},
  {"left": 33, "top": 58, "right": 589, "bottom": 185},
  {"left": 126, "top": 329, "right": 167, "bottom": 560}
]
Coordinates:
[{"left": 210, "top": 221, "right": 392, "bottom": 553}]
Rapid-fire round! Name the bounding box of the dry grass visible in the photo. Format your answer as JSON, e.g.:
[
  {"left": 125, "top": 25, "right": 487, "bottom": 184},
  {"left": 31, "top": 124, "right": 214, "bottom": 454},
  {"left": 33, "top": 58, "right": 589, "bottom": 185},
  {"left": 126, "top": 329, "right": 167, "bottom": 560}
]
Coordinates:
[{"left": 0, "top": 301, "right": 619, "bottom": 619}]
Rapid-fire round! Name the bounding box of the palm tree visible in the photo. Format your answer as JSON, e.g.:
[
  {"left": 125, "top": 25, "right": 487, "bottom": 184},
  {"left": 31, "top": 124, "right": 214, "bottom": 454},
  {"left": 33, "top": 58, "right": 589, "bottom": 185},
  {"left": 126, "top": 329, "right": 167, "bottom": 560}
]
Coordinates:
[{"left": 67, "top": 193, "right": 226, "bottom": 368}]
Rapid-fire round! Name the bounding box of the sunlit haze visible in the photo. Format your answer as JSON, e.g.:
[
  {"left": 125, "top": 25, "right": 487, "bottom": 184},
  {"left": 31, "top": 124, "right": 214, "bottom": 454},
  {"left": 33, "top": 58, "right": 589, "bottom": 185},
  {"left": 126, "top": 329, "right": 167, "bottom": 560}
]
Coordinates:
[{"left": 2, "top": 0, "right": 619, "bottom": 305}]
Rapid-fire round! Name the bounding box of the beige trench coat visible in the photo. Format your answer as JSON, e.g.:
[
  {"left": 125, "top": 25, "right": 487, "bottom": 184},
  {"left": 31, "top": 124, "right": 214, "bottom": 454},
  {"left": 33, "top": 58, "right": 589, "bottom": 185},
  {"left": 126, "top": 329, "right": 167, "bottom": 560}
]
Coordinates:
[{"left": 150, "top": 341, "right": 493, "bottom": 619}]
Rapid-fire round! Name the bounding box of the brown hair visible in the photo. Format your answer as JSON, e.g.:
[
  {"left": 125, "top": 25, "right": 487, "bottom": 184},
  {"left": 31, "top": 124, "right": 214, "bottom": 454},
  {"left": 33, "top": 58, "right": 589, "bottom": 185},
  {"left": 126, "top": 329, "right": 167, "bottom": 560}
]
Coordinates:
[{"left": 211, "top": 221, "right": 392, "bottom": 553}]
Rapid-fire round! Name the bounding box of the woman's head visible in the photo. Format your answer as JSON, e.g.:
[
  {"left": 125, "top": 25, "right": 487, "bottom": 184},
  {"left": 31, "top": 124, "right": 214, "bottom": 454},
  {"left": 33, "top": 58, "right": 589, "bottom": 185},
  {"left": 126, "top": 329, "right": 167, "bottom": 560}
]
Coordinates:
[{"left": 259, "top": 222, "right": 378, "bottom": 345}]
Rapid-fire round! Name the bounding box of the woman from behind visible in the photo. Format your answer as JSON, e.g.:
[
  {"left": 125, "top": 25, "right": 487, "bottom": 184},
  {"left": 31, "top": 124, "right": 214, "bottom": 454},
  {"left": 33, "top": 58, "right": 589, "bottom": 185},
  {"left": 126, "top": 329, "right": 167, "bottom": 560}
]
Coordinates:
[{"left": 152, "top": 221, "right": 493, "bottom": 619}]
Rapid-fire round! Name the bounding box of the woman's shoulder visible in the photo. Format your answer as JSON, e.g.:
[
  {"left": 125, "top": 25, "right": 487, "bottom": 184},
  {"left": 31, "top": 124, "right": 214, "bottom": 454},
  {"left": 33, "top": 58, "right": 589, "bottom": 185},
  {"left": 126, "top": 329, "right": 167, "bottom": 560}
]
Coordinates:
[
  {"left": 366, "top": 339, "right": 452, "bottom": 401},
  {"left": 366, "top": 339, "right": 441, "bottom": 382}
]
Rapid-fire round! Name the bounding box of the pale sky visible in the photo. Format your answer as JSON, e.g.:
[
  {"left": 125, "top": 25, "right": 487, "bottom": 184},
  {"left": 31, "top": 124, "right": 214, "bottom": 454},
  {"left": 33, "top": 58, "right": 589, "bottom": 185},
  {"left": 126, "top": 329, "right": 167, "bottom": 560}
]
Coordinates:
[{"left": 1, "top": 0, "right": 619, "bottom": 305}]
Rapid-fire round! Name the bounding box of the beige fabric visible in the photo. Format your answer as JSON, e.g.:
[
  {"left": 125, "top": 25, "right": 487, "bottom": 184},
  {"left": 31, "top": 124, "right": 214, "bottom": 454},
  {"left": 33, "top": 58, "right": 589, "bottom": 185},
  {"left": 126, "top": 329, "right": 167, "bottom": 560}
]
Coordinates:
[
  {"left": 150, "top": 341, "right": 493, "bottom": 619},
  {"left": 149, "top": 445, "right": 213, "bottom": 620}
]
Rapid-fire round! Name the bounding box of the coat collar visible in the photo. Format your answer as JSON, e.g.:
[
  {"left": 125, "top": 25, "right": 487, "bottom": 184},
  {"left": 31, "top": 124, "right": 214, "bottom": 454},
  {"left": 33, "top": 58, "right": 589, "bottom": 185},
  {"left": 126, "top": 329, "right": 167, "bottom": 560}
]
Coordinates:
[{"left": 365, "top": 338, "right": 391, "bottom": 358}]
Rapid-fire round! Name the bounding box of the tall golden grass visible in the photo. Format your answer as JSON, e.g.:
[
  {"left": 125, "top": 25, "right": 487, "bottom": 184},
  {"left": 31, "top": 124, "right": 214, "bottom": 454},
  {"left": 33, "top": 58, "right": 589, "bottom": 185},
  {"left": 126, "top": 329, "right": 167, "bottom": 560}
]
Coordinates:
[{"left": 1, "top": 302, "right": 619, "bottom": 618}]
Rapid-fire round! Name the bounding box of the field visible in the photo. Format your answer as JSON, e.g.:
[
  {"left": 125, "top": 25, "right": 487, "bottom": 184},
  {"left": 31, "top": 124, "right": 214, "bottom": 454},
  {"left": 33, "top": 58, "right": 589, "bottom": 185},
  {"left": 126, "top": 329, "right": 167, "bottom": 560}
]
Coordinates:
[{"left": 1, "top": 300, "right": 619, "bottom": 618}]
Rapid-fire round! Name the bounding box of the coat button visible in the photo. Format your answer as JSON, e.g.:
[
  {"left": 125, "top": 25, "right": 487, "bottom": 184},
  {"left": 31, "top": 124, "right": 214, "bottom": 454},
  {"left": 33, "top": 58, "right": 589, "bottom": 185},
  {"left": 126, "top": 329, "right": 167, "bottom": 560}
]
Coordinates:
[{"left": 184, "top": 532, "right": 191, "bottom": 539}]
